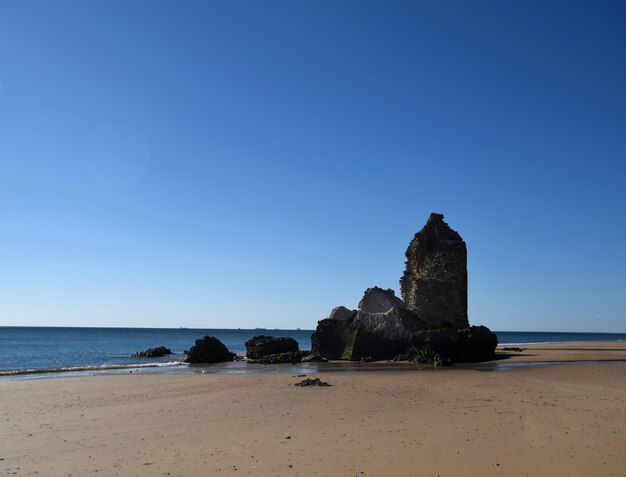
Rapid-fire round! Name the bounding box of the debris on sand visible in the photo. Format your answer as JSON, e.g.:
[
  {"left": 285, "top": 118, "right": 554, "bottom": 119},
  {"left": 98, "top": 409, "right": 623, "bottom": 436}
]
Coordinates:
[{"left": 294, "top": 378, "right": 330, "bottom": 387}]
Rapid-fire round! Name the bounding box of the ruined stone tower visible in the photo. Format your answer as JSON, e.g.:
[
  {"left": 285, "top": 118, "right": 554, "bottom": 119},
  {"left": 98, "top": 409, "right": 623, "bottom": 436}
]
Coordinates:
[{"left": 400, "top": 213, "right": 469, "bottom": 329}]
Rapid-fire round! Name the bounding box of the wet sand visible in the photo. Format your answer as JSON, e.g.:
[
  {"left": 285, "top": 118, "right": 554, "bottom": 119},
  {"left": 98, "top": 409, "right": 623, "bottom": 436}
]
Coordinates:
[
  {"left": 0, "top": 341, "right": 624, "bottom": 476},
  {"left": 491, "top": 340, "right": 626, "bottom": 363}
]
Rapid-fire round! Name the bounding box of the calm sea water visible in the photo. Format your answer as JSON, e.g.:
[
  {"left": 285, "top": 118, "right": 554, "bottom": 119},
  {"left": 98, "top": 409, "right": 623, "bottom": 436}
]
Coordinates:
[{"left": 0, "top": 327, "right": 624, "bottom": 376}]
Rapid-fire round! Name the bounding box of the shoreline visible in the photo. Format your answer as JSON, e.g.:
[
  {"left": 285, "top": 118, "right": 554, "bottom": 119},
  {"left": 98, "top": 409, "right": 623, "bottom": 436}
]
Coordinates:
[
  {"left": 0, "top": 340, "right": 623, "bottom": 476},
  {"left": 1, "top": 340, "right": 624, "bottom": 382},
  {"left": 490, "top": 340, "right": 626, "bottom": 363},
  {"left": 497, "top": 339, "right": 624, "bottom": 345},
  {"left": 2, "top": 329, "right": 625, "bottom": 380}
]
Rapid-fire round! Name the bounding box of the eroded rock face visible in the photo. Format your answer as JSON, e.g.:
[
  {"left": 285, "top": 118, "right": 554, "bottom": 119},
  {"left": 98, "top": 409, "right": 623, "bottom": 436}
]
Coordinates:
[
  {"left": 349, "top": 306, "right": 423, "bottom": 360},
  {"left": 349, "top": 288, "right": 422, "bottom": 360},
  {"left": 400, "top": 213, "right": 469, "bottom": 329},
  {"left": 311, "top": 288, "right": 427, "bottom": 360},
  {"left": 358, "top": 287, "right": 405, "bottom": 314},
  {"left": 185, "top": 336, "right": 235, "bottom": 364},
  {"left": 327, "top": 306, "right": 357, "bottom": 321}
]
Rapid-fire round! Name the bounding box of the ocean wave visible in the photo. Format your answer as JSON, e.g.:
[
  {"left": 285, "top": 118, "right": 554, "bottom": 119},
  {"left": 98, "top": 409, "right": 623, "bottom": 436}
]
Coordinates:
[{"left": 0, "top": 361, "right": 186, "bottom": 377}]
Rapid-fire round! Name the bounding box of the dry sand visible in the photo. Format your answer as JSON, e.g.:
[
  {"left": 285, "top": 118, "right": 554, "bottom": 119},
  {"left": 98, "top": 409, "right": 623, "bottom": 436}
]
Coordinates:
[{"left": 0, "top": 342, "right": 624, "bottom": 477}]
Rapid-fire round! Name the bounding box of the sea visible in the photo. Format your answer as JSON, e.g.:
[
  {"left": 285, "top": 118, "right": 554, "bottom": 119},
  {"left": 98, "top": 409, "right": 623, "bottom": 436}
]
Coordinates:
[{"left": 0, "top": 327, "right": 624, "bottom": 378}]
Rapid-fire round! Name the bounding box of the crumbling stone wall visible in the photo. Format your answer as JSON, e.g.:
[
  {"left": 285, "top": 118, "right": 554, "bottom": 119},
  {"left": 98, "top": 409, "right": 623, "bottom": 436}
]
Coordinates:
[{"left": 400, "top": 213, "right": 469, "bottom": 329}]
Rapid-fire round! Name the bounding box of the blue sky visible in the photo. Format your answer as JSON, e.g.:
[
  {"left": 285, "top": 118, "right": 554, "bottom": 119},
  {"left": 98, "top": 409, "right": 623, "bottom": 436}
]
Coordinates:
[{"left": 1, "top": 1, "right": 624, "bottom": 331}]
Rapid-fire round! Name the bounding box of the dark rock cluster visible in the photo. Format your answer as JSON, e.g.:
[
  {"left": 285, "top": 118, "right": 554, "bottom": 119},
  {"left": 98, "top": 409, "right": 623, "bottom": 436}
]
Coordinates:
[
  {"left": 409, "top": 325, "right": 497, "bottom": 362},
  {"left": 311, "top": 213, "right": 498, "bottom": 363},
  {"left": 185, "top": 336, "right": 236, "bottom": 364},
  {"left": 130, "top": 346, "right": 172, "bottom": 358},
  {"left": 252, "top": 351, "right": 303, "bottom": 364},
  {"left": 245, "top": 335, "right": 304, "bottom": 363}
]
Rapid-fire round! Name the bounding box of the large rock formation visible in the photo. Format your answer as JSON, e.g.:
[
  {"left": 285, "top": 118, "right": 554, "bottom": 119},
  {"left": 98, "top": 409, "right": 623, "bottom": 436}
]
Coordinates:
[
  {"left": 349, "top": 287, "right": 427, "bottom": 360},
  {"left": 401, "top": 213, "right": 469, "bottom": 329},
  {"left": 245, "top": 335, "right": 300, "bottom": 359},
  {"left": 311, "top": 288, "right": 425, "bottom": 360},
  {"left": 185, "top": 336, "right": 236, "bottom": 364},
  {"left": 310, "top": 213, "right": 498, "bottom": 363},
  {"left": 245, "top": 335, "right": 304, "bottom": 363}
]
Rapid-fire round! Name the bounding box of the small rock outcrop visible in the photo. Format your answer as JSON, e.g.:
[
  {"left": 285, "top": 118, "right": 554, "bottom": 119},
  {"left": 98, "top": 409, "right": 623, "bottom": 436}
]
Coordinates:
[
  {"left": 185, "top": 336, "right": 236, "bottom": 364},
  {"left": 310, "top": 213, "right": 498, "bottom": 363},
  {"left": 245, "top": 336, "right": 303, "bottom": 363},
  {"left": 400, "top": 213, "right": 469, "bottom": 329},
  {"left": 131, "top": 346, "right": 172, "bottom": 358}
]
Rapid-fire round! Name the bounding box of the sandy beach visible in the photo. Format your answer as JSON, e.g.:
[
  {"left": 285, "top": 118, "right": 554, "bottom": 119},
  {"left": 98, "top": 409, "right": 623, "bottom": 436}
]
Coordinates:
[{"left": 0, "top": 341, "right": 624, "bottom": 477}]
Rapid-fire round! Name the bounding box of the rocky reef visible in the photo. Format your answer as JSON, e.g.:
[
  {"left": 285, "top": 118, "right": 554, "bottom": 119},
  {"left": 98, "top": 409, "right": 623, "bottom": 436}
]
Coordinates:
[
  {"left": 311, "top": 213, "right": 497, "bottom": 363},
  {"left": 130, "top": 346, "right": 172, "bottom": 358}
]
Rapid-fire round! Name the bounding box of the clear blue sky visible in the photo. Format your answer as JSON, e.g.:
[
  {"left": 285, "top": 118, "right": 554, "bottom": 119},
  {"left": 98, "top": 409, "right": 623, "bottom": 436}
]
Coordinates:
[{"left": 1, "top": 1, "right": 624, "bottom": 332}]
